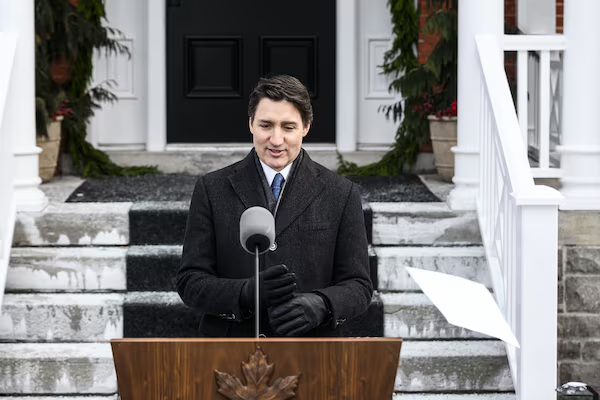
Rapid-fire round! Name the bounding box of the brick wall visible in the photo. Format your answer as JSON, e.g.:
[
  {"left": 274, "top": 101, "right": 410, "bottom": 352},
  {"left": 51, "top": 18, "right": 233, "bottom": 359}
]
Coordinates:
[
  {"left": 417, "top": 0, "right": 519, "bottom": 99},
  {"left": 556, "top": 1, "right": 563, "bottom": 33},
  {"left": 417, "top": 0, "right": 437, "bottom": 65}
]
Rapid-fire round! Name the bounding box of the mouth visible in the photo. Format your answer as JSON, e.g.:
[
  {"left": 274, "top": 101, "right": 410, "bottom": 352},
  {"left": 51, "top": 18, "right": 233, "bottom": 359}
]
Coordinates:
[{"left": 268, "top": 149, "right": 285, "bottom": 156}]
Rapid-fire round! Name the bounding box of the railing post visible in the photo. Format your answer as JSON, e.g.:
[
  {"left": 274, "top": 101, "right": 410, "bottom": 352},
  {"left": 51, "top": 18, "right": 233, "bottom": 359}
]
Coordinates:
[
  {"left": 449, "top": 0, "right": 503, "bottom": 210},
  {"left": 513, "top": 186, "right": 562, "bottom": 400},
  {"left": 0, "top": 0, "right": 47, "bottom": 211},
  {"left": 558, "top": 0, "right": 600, "bottom": 210}
]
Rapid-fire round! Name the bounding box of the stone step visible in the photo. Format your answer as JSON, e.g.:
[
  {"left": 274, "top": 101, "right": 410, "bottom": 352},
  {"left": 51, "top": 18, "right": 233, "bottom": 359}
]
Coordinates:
[
  {"left": 393, "top": 394, "right": 514, "bottom": 400},
  {"left": 7, "top": 247, "right": 126, "bottom": 292},
  {"left": 8, "top": 245, "right": 488, "bottom": 295},
  {"left": 127, "top": 245, "right": 379, "bottom": 292},
  {"left": 128, "top": 202, "right": 375, "bottom": 246},
  {"left": 377, "top": 246, "right": 489, "bottom": 291},
  {"left": 0, "top": 340, "right": 510, "bottom": 395},
  {"left": 382, "top": 292, "right": 487, "bottom": 339},
  {"left": 129, "top": 202, "right": 188, "bottom": 245},
  {"left": 13, "top": 203, "right": 130, "bottom": 247},
  {"left": 6, "top": 244, "right": 377, "bottom": 293},
  {"left": 127, "top": 245, "right": 180, "bottom": 291},
  {"left": 1, "top": 397, "right": 118, "bottom": 400},
  {"left": 0, "top": 294, "right": 123, "bottom": 342},
  {"left": 12, "top": 201, "right": 479, "bottom": 248},
  {"left": 122, "top": 291, "right": 384, "bottom": 338},
  {"left": 395, "top": 340, "right": 512, "bottom": 392},
  {"left": 371, "top": 203, "right": 481, "bottom": 245},
  {"left": 123, "top": 292, "right": 201, "bottom": 337},
  {"left": 0, "top": 343, "right": 116, "bottom": 394}
]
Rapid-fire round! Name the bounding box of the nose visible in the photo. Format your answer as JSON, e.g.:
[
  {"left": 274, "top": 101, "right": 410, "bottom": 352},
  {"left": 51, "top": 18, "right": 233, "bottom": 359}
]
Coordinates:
[{"left": 270, "top": 127, "right": 284, "bottom": 147}]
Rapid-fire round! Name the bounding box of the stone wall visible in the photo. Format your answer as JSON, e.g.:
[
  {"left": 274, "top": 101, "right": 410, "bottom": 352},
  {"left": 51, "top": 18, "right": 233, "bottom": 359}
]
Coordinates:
[{"left": 558, "top": 211, "right": 600, "bottom": 389}]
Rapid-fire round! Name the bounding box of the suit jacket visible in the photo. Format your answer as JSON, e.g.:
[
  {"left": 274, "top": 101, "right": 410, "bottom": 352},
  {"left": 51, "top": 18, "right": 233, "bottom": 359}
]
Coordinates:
[{"left": 176, "top": 149, "right": 373, "bottom": 337}]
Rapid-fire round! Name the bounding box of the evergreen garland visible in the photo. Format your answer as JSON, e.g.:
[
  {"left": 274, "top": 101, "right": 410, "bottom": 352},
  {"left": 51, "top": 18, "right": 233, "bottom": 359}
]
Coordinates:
[{"left": 35, "top": 0, "right": 158, "bottom": 177}]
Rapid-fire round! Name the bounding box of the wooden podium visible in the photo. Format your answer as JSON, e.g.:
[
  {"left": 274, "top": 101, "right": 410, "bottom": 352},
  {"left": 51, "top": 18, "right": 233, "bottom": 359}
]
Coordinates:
[{"left": 111, "top": 338, "right": 402, "bottom": 400}]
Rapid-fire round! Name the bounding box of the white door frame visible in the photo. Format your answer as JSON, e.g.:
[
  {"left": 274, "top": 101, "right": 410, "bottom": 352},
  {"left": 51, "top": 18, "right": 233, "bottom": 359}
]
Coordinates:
[{"left": 146, "top": 0, "right": 358, "bottom": 152}]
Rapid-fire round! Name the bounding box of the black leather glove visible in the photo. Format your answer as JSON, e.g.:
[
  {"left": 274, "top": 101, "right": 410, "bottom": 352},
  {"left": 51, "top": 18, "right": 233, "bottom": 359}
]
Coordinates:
[
  {"left": 269, "top": 293, "right": 329, "bottom": 336},
  {"left": 239, "top": 264, "right": 297, "bottom": 317}
]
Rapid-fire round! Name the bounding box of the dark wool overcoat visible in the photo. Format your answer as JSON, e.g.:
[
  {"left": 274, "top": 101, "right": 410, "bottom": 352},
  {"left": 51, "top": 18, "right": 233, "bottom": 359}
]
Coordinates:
[{"left": 176, "top": 149, "right": 372, "bottom": 337}]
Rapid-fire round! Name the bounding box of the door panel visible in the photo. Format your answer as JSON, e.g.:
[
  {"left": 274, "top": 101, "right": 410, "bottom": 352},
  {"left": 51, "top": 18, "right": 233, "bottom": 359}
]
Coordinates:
[{"left": 167, "top": 1, "right": 336, "bottom": 144}]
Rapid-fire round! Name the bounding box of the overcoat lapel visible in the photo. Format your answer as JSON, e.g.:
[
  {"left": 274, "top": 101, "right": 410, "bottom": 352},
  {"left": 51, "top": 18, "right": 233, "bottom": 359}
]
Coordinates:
[
  {"left": 275, "top": 151, "right": 325, "bottom": 236},
  {"left": 228, "top": 151, "right": 268, "bottom": 209}
]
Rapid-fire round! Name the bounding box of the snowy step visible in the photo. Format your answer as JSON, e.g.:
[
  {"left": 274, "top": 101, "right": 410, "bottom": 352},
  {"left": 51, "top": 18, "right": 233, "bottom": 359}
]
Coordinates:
[
  {"left": 0, "top": 294, "right": 123, "bottom": 342},
  {"left": 0, "top": 341, "right": 510, "bottom": 395},
  {"left": 376, "top": 246, "right": 489, "bottom": 291},
  {"left": 1, "top": 397, "right": 118, "bottom": 400},
  {"left": 382, "top": 293, "right": 487, "bottom": 339},
  {"left": 13, "top": 203, "right": 131, "bottom": 247},
  {"left": 396, "top": 341, "right": 512, "bottom": 392},
  {"left": 7, "top": 247, "right": 126, "bottom": 292},
  {"left": 0, "top": 343, "right": 116, "bottom": 394},
  {"left": 123, "top": 291, "right": 383, "bottom": 338},
  {"left": 371, "top": 203, "right": 481, "bottom": 245},
  {"left": 393, "top": 394, "right": 514, "bottom": 400}
]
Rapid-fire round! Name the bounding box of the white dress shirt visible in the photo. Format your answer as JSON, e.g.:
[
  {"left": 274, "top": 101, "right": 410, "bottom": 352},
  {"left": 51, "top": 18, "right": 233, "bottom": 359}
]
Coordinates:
[{"left": 259, "top": 160, "right": 292, "bottom": 186}]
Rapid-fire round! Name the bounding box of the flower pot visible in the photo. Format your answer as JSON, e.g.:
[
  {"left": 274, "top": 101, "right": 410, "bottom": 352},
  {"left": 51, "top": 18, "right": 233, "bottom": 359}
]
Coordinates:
[
  {"left": 37, "top": 117, "right": 63, "bottom": 182},
  {"left": 428, "top": 115, "right": 457, "bottom": 182}
]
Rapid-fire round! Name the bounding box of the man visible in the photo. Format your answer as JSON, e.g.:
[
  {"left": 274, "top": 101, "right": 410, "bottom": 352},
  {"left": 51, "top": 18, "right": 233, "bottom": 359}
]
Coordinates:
[{"left": 176, "top": 74, "right": 372, "bottom": 337}]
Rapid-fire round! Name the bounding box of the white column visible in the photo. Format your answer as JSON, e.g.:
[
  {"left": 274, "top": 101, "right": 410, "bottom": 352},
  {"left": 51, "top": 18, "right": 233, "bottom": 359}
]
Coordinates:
[
  {"left": 448, "top": 0, "right": 503, "bottom": 210},
  {"left": 557, "top": 0, "right": 600, "bottom": 210},
  {"left": 0, "top": 0, "right": 47, "bottom": 211},
  {"left": 146, "top": 0, "right": 167, "bottom": 151},
  {"left": 336, "top": 0, "right": 358, "bottom": 152}
]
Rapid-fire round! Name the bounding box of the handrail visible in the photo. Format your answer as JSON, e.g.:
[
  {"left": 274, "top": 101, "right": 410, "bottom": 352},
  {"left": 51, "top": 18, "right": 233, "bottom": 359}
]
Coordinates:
[
  {"left": 0, "top": 32, "right": 18, "bottom": 309},
  {"left": 475, "top": 34, "right": 563, "bottom": 400},
  {"left": 503, "top": 34, "right": 565, "bottom": 178}
]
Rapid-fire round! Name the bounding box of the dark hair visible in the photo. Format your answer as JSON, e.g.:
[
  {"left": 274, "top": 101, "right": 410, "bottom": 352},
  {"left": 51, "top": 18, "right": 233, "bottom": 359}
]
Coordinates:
[{"left": 248, "top": 75, "right": 313, "bottom": 127}]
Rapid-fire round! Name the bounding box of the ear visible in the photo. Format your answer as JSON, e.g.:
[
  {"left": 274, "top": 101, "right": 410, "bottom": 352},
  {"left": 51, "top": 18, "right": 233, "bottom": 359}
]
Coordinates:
[
  {"left": 302, "top": 122, "right": 311, "bottom": 137},
  {"left": 248, "top": 117, "right": 254, "bottom": 133}
]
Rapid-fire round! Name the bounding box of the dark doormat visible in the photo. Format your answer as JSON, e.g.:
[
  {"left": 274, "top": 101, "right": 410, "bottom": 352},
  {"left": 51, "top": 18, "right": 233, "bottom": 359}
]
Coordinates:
[{"left": 65, "top": 173, "right": 440, "bottom": 203}]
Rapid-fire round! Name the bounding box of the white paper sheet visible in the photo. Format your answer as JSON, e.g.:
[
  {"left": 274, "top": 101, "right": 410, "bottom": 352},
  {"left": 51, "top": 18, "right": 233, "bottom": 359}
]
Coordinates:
[{"left": 406, "top": 267, "right": 519, "bottom": 347}]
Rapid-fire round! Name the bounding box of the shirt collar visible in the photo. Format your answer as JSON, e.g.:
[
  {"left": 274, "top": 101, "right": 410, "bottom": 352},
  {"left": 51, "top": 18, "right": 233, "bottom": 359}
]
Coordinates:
[{"left": 259, "top": 160, "right": 292, "bottom": 186}]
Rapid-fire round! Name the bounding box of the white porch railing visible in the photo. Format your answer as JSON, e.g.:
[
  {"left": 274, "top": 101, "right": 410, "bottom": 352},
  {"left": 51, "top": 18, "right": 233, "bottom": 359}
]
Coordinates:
[
  {"left": 0, "top": 32, "right": 18, "bottom": 309},
  {"left": 476, "top": 34, "right": 563, "bottom": 400},
  {"left": 503, "top": 34, "right": 567, "bottom": 178}
]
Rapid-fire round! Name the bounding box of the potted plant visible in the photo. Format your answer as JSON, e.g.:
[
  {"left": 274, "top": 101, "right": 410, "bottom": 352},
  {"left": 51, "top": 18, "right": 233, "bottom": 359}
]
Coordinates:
[
  {"left": 36, "top": 99, "right": 72, "bottom": 182},
  {"left": 422, "top": 96, "right": 457, "bottom": 181},
  {"left": 35, "top": 0, "right": 157, "bottom": 178}
]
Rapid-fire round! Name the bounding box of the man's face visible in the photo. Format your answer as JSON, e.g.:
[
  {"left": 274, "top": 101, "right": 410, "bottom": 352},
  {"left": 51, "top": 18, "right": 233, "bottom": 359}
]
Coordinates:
[{"left": 250, "top": 98, "right": 310, "bottom": 172}]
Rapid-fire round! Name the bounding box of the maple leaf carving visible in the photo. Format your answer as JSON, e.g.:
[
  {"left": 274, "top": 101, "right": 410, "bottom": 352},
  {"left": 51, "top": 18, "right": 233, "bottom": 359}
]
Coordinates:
[{"left": 215, "top": 347, "right": 300, "bottom": 400}]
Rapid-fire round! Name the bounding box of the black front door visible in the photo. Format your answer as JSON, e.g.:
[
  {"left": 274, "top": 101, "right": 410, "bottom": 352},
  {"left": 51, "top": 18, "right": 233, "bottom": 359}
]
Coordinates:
[{"left": 166, "top": 1, "right": 336, "bottom": 144}]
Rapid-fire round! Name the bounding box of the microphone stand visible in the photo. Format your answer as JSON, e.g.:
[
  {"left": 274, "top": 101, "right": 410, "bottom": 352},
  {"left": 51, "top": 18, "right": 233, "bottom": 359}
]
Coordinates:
[{"left": 255, "top": 246, "right": 260, "bottom": 339}]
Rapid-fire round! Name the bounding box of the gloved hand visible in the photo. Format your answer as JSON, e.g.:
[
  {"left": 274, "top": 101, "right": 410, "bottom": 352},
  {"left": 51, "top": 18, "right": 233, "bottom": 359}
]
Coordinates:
[
  {"left": 269, "top": 293, "right": 329, "bottom": 336},
  {"left": 239, "top": 264, "right": 297, "bottom": 316}
]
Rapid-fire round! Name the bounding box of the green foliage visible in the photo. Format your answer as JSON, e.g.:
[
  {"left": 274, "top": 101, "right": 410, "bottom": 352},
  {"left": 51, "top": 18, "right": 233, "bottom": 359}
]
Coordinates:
[
  {"left": 337, "top": 0, "right": 457, "bottom": 176},
  {"left": 35, "top": 0, "right": 158, "bottom": 178}
]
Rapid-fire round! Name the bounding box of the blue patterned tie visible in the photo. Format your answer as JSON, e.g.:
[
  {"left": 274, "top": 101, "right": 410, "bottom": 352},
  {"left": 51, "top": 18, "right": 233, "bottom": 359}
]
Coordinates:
[{"left": 272, "top": 173, "right": 284, "bottom": 201}]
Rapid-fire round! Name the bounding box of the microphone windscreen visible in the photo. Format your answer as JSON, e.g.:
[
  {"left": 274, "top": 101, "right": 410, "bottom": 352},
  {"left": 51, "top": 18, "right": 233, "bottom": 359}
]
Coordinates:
[{"left": 239, "top": 206, "right": 275, "bottom": 254}]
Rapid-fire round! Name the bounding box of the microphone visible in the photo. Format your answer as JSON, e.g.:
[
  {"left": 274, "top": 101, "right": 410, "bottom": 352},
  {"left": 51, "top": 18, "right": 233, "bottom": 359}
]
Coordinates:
[
  {"left": 240, "top": 206, "right": 275, "bottom": 254},
  {"left": 239, "top": 206, "right": 275, "bottom": 338}
]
